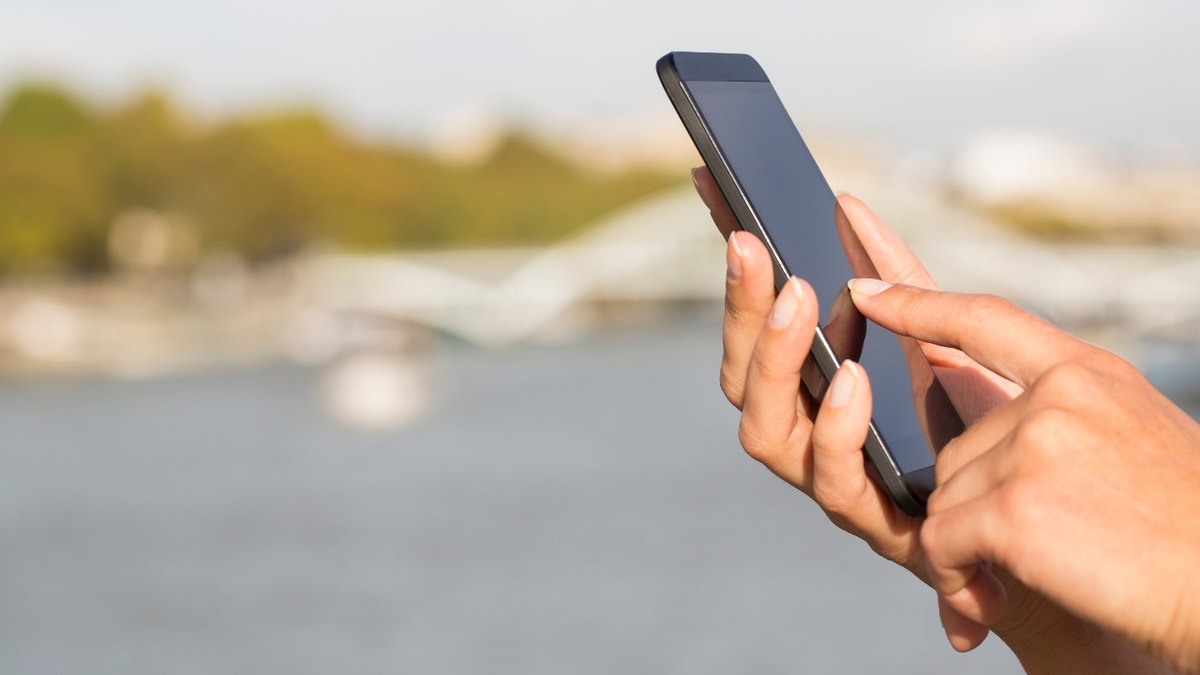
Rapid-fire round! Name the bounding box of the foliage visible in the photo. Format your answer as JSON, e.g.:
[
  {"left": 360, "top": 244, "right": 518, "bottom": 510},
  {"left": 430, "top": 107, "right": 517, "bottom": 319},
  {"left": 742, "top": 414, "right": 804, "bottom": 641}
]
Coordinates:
[{"left": 0, "top": 83, "right": 681, "bottom": 276}]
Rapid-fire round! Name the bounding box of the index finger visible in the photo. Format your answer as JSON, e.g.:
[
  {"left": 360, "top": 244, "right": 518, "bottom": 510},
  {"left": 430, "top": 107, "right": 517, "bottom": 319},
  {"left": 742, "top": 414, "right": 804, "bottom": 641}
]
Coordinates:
[
  {"left": 835, "top": 194, "right": 938, "bottom": 290},
  {"left": 847, "top": 281, "right": 1092, "bottom": 388}
]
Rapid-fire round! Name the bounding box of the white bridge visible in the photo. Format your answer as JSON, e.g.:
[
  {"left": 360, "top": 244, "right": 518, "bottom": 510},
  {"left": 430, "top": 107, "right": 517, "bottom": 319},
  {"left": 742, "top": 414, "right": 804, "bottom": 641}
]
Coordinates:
[
  {"left": 308, "top": 170, "right": 1200, "bottom": 359},
  {"left": 308, "top": 188, "right": 726, "bottom": 347}
]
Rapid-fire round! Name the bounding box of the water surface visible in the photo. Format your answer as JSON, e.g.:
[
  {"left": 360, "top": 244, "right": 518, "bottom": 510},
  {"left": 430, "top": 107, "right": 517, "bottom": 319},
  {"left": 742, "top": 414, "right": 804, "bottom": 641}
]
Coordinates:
[{"left": 1, "top": 315, "right": 1095, "bottom": 674}]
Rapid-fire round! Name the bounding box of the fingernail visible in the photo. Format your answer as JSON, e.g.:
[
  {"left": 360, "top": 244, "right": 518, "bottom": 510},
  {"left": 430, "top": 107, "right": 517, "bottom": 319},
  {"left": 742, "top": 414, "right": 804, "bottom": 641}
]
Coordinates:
[
  {"left": 826, "top": 360, "right": 858, "bottom": 408},
  {"left": 848, "top": 278, "right": 892, "bottom": 298},
  {"left": 726, "top": 233, "right": 744, "bottom": 282},
  {"left": 769, "top": 277, "right": 804, "bottom": 329}
]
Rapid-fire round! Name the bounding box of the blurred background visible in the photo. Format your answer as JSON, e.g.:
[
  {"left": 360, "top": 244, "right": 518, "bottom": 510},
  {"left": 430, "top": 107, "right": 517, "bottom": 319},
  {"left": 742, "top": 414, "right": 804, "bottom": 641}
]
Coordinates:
[{"left": 2, "top": 1, "right": 1199, "bottom": 672}]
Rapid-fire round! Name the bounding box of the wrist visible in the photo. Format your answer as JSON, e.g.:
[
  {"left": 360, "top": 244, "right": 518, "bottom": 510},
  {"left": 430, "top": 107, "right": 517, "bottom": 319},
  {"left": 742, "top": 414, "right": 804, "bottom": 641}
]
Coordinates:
[{"left": 992, "top": 574, "right": 1173, "bottom": 674}]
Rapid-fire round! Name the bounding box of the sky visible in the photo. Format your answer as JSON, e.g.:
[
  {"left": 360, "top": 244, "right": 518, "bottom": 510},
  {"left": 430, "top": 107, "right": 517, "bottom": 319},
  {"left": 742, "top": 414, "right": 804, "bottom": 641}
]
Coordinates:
[{"left": 1, "top": 0, "right": 1198, "bottom": 158}]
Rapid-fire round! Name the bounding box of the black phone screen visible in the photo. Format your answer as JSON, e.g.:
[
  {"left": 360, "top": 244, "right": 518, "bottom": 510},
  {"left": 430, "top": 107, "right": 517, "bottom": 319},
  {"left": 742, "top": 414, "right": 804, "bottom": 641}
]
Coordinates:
[{"left": 685, "top": 80, "right": 936, "bottom": 475}]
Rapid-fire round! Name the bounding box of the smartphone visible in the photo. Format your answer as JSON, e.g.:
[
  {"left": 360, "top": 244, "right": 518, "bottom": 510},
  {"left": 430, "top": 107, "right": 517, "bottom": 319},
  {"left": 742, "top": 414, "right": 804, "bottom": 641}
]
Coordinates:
[{"left": 657, "top": 51, "right": 963, "bottom": 516}]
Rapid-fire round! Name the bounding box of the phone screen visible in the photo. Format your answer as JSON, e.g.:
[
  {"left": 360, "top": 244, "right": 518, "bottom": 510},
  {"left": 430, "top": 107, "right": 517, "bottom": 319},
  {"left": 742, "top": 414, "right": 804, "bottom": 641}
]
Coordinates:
[{"left": 684, "top": 80, "right": 936, "bottom": 475}]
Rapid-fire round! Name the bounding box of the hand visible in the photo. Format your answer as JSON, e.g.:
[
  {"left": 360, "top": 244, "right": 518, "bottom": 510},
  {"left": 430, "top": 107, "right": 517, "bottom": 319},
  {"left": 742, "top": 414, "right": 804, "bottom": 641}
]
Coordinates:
[
  {"left": 693, "top": 165, "right": 1016, "bottom": 574},
  {"left": 850, "top": 279, "right": 1200, "bottom": 674},
  {"left": 693, "top": 166, "right": 1175, "bottom": 673}
]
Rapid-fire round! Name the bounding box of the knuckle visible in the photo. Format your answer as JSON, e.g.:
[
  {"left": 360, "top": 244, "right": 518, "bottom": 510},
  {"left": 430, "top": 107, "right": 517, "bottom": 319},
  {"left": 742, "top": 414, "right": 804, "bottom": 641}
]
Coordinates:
[
  {"left": 932, "top": 462, "right": 953, "bottom": 495},
  {"left": 892, "top": 260, "right": 929, "bottom": 288},
  {"left": 1036, "top": 360, "right": 1090, "bottom": 390},
  {"left": 866, "top": 535, "right": 913, "bottom": 565},
  {"left": 747, "top": 349, "right": 778, "bottom": 387},
  {"left": 811, "top": 460, "right": 872, "bottom": 524},
  {"left": 919, "top": 512, "right": 970, "bottom": 582},
  {"left": 966, "top": 293, "right": 1017, "bottom": 325},
  {"left": 723, "top": 287, "right": 759, "bottom": 330},
  {"left": 719, "top": 360, "right": 744, "bottom": 409},
  {"left": 1029, "top": 361, "right": 1099, "bottom": 412},
  {"left": 919, "top": 513, "right": 945, "bottom": 559},
  {"left": 925, "top": 484, "right": 948, "bottom": 516},
  {"left": 1011, "top": 409, "right": 1069, "bottom": 463},
  {"left": 813, "top": 480, "right": 855, "bottom": 520},
  {"left": 933, "top": 439, "right": 964, "bottom": 488},
  {"left": 1033, "top": 349, "right": 1139, "bottom": 397},
  {"left": 995, "top": 480, "right": 1042, "bottom": 529},
  {"left": 737, "top": 418, "right": 775, "bottom": 465},
  {"left": 1088, "top": 348, "right": 1141, "bottom": 380},
  {"left": 723, "top": 290, "right": 741, "bottom": 322},
  {"left": 1024, "top": 405, "right": 1068, "bottom": 433}
]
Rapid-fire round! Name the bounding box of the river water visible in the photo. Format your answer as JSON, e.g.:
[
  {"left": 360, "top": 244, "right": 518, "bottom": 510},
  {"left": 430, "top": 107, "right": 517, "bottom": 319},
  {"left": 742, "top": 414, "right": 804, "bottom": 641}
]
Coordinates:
[{"left": 7, "top": 313, "right": 1193, "bottom": 674}]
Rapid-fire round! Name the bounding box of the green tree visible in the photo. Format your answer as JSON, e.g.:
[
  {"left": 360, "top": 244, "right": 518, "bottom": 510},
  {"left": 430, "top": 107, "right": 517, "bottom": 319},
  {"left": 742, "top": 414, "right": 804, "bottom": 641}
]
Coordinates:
[{"left": 0, "top": 82, "right": 682, "bottom": 277}]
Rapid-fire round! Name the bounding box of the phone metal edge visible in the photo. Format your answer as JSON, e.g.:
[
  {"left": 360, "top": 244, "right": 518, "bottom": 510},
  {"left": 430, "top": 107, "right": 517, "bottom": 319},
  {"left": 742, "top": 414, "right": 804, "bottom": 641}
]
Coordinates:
[{"left": 657, "top": 51, "right": 927, "bottom": 517}]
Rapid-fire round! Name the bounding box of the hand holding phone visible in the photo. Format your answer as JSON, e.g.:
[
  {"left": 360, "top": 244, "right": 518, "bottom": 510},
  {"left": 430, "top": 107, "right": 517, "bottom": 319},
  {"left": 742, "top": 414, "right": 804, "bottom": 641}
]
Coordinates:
[
  {"left": 658, "top": 51, "right": 964, "bottom": 515},
  {"left": 663, "top": 53, "right": 1184, "bottom": 673}
]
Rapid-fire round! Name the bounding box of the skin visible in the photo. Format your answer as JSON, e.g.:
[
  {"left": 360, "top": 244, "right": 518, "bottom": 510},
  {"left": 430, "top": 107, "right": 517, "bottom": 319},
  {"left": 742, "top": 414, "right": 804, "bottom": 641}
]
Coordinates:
[
  {"left": 851, "top": 279, "right": 1200, "bottom": 674},
  {"left": 692, "top": 166, "right": 1189, "bottom": 673}
]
